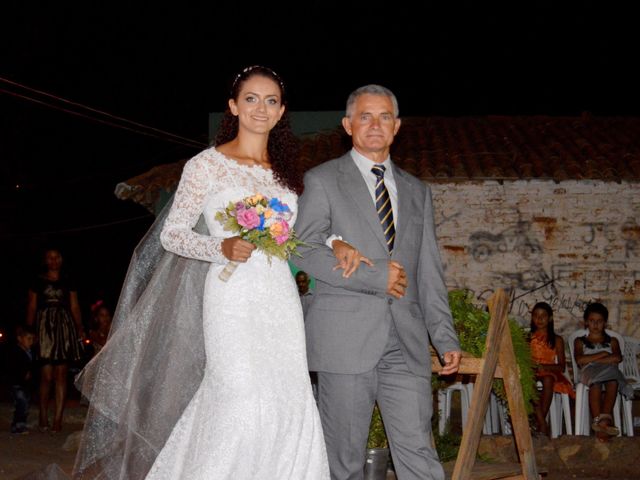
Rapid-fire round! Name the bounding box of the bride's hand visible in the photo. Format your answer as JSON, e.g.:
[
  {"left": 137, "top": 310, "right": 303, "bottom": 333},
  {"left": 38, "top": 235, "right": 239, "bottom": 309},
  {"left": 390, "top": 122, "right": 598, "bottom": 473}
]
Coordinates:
[
  {"left": 221, "top": 237, "right": 256, "bottom": 262},
  {"left": 331, "top": 239, "right": 373, "bottom": 278}
]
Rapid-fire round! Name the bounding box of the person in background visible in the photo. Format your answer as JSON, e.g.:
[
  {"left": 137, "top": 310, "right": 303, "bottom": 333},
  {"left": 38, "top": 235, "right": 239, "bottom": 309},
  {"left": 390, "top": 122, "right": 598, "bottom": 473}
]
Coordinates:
[
  {"left": 528, "top": 301, "right": 574, "bottom": 436},
  {"left": 26, "top": 247, "right": 84, "bottom": 433},
  {"left": 295, "top": 270, "right": 319, "bottom": 401},
  {"left": 574, "top": 302, "right": 633, "bottom": 442},
  {"left": 296, "top": 270, "right": 314, "bottom": 316},
  {"left": 8, "top": 324, "right": 36, "bottom": 434},
  {"left": 88, "top": 302, "right": 112, "bottom": 355}
]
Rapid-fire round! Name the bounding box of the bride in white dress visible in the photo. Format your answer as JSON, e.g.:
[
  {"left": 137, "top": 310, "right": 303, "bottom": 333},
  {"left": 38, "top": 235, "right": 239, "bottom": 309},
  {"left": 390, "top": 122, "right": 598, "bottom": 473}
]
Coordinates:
[
  {"left": 148, "top": 68, "right": 328, "bottom": 479},
  {"left": 72, "top": 66, "right": 329, "bottom": 480}
]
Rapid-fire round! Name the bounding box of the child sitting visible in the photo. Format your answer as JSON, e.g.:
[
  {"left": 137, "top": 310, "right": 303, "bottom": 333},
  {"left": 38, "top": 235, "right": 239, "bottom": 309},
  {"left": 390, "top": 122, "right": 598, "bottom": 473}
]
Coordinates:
[
  {"left": 88, "top": 302, "right": 112, "bottom": 356},
  {"left": 8, "top": 324, "right": 35, "bottom": 434},
  {"left": 574, "top": 302, "right": 633, "bottom": 442},
  {"left": 529, "top": 302, "right": 574, "bottom": 436}
]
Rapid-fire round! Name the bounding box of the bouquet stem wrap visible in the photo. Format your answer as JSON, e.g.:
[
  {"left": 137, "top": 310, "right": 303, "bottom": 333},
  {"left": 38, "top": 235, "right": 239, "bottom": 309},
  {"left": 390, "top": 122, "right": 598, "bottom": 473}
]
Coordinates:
[{"left": 218, "top": 260, "right": 239, "bottom": 282}]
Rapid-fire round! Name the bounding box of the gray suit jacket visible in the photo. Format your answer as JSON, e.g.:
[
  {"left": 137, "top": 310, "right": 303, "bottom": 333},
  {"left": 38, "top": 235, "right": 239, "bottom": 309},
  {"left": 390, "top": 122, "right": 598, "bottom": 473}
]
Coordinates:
[{"left": 293, "top": 153, "right": 460, "bottom": 376}]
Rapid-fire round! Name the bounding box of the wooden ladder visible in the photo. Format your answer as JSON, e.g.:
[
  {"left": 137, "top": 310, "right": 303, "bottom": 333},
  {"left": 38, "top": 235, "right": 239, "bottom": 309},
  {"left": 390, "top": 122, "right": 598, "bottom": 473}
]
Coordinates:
[{"left": 433, "top": 288, "right": 540, "bottom": 480}]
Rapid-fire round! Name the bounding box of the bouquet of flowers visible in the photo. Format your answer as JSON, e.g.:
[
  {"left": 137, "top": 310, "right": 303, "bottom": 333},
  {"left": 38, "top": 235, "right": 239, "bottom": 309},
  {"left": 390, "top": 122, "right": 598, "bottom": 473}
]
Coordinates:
[{"left": 214, "top": 193, "right": 304, "bottom": 281}]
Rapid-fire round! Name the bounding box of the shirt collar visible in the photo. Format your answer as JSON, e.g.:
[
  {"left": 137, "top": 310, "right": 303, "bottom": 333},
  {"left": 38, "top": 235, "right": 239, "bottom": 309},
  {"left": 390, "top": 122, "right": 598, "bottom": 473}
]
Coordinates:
[{"left": 350, "top": 148, "right": 391, "bottom": 172}]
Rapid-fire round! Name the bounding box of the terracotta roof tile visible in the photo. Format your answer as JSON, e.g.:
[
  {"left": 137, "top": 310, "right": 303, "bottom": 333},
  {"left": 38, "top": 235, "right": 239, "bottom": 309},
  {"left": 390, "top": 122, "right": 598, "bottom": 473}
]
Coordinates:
[
  {"left": 298, "top": 115, "right": 640, "bottom": 183},
  {"left": 118, "top": 115, "right": 640, "bottom": 210}
]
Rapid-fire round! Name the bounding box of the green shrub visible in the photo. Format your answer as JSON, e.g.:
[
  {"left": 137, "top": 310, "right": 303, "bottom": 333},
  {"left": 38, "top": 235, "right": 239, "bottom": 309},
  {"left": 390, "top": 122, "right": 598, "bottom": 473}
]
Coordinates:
[
  {"left": 447, "top": 289, "right": 537, "bottom": 413},
  {"left": 366, "top": 289, "right": 537, "bottom": 459},
  {"left": 367, "top": 403, "right": 388, "bottom": 449}
]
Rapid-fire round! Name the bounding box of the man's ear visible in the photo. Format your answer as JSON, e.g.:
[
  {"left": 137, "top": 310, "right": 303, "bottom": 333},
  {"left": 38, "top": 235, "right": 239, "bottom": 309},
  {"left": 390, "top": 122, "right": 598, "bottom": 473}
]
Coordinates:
[
  {"left": 393, "top": 117, "right": 402, "bottom": 135},
  {"left": 342, "top": 117, "right": 352, "bottom": 136}
]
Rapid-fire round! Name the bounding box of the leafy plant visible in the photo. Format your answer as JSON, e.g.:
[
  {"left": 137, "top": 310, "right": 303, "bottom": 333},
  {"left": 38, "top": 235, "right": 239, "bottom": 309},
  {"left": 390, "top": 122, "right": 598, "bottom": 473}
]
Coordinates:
[
  {"left": 432, "top": 427, "right": 461, "bottom": 463},
  {"left": 367, "top": 403, "right": 388, "bottom": 449},
  {"left": 366, "top": 289, "right": 537, "bottom": 459},
  {"left": 447, "top": 289, "right": 537, "bottom": 413}
]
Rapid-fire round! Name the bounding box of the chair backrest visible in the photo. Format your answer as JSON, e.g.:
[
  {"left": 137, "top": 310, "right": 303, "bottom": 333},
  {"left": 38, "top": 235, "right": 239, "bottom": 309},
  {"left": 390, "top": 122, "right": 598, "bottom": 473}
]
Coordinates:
[
  {"left": 567, "top": 329, "right": 588, "bottom": 384},
  {"left": 607, "top": 330, "right": 626, "bottom": 374},
  {"left": 567, "top": 328, "right": 625, "bottom": 385},
  {"left": 622, "top": 336, "right": 640, "bottom": 383}
]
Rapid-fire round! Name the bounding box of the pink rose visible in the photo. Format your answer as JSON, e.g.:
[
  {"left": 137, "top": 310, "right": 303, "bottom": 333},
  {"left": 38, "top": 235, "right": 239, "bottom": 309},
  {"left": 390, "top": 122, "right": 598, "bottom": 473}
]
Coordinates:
[
  {"left": 236, "top": 208, "right": 260, "bottom": 229},
  {"left": 273, "top": 221, "right": 290, "bottom": 245},
  {"left": 275, "top": 234, "right": 290, "bottom": 245}
]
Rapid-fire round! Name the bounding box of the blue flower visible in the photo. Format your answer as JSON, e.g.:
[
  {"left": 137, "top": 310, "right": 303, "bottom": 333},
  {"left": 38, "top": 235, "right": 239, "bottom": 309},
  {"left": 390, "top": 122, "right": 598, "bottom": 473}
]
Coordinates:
[
  {"left": 268, "top": 197, "right": 290, "bottom": 213},
  {"left": 257, "top": 214, "right": 265, "bottom": 231}
]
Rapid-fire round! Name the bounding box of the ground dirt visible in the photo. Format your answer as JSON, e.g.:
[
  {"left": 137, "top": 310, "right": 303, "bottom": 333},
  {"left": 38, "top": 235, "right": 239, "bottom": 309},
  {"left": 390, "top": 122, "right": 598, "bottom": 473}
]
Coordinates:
[{"left": 1, "top": 398, "right": 639, "bottom": 479}]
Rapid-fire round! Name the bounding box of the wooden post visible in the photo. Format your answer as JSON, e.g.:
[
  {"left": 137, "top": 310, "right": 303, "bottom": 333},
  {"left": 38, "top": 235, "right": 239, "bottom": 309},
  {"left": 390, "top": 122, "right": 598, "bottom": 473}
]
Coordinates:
[{"left": 496, "top": 303, "right": 538, "bottom": 479}]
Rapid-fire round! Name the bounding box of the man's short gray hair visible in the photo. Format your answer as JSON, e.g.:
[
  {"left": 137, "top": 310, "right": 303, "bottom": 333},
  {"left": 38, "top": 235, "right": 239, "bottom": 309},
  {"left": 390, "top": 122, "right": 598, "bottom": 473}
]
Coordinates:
[{"left": 345, "top": 84, "right": 399, "bottom": 118}]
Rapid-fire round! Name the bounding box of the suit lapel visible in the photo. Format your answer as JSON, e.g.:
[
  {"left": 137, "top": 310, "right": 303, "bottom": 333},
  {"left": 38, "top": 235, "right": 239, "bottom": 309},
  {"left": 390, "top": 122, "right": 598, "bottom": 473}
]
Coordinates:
[
  {"left": 391, "top": 165, "right": 413, "bottom": 256},
  {"left": 337, "top": 155, "right": 388, "bottom": 251}
]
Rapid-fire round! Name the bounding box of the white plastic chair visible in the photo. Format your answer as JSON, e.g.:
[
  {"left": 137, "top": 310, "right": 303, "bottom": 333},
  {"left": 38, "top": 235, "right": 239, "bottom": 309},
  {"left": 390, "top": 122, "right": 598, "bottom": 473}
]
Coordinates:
[
  {"left": 548, "top": 391, "right": 573, "bottom": 438},
  {"left": 437, "top": 381, "right": 507, "bottom": 436},
  {"left": 568, "top": 329, "right": 633, "bottom": 436},
  {"left": 468, "top": 386, "right": 508, "bottom": 435},
  {"left": 622, "top": 335, "right": 640, "bottom": 392},
  {"left": 438, "top": 382, "right": 470, "bottom": 435},
  {"left": 491, "top": 393, "right": 512, "bottom": 435},
  {"left": 536, "top": 371, "right": 573, "bottom": 438}
]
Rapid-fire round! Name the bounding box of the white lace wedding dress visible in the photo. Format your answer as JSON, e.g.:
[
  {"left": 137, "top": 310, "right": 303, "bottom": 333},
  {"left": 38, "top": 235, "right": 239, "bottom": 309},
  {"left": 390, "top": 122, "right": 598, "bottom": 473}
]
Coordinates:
[{"left": 146, "top": 147, "right": 329, "bottom": 479}]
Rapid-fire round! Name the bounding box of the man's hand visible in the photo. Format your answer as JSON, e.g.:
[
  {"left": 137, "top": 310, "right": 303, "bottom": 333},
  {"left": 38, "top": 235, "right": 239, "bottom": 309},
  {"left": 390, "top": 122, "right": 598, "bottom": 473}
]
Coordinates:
[
  {"left": 439, "top": 350, "right": 462, "bottom": 376},
  {"left": 221, "top": 236, "right": 256, "bottom": 262},
  {"left": 386, "top": 261, "right": 407, "bottom": 299},
  {"left": 331, "top": 239, "right": 373, "bottom": 278}
]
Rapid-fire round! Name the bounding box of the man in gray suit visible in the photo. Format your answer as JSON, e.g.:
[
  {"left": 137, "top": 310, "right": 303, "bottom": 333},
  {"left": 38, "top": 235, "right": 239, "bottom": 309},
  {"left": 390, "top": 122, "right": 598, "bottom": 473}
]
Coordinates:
[{"left": 293, "top": 85, "right": 462, "bottom": 480}]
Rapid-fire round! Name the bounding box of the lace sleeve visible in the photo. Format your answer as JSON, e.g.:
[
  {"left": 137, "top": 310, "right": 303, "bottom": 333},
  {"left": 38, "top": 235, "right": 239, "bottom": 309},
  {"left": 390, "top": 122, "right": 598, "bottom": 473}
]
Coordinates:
[{"left": 160, "top": 155, "right": 226, "bottom": 264}]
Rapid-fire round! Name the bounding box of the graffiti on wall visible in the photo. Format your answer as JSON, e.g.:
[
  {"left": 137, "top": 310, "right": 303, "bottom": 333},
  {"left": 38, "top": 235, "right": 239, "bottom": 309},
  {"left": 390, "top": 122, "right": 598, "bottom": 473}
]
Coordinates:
[
  {"left": 460, "top": 215, "right": 640, "bottom": 330},
  {"left": 580, "top": 219, "right": 640, "bottom": 258},
  {"left": 436, "top": 211, "right": 461, "bottom": 229},
  {"left": 469, "top": 221, "right": 542, "bottom": 263}
]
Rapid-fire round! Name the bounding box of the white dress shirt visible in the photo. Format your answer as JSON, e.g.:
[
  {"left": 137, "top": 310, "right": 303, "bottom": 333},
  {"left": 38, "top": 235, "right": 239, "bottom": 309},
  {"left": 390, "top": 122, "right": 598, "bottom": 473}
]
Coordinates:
[
  {"left": 326, "top": 148, "right": 399, "bottom": 248},
  {"left": 349, "top": 148, "right": 398, "bottom": 226}
]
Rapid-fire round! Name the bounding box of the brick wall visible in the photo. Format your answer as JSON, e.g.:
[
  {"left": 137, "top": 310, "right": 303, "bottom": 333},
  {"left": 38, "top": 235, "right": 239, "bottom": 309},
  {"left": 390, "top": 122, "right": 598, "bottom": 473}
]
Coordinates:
[{"left": 430, "top": 180, "right": 640, "bottom": 337}]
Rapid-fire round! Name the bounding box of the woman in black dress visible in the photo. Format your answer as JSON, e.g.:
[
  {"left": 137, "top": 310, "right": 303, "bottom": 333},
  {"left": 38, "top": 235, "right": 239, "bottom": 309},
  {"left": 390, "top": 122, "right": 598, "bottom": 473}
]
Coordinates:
[{"left": 26, "top": 248, "right": 84, "bottom": 432}]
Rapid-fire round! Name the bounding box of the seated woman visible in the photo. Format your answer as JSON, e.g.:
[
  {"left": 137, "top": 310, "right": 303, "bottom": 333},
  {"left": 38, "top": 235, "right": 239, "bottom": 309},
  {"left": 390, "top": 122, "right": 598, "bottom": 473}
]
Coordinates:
[{"left": 529, "top": 302, "right": 574, "bottom": 436}]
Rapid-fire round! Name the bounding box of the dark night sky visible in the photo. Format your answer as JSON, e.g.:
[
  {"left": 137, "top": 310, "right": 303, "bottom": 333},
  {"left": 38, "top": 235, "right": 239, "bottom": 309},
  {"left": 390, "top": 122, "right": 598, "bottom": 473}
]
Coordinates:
[{"left": 0, "top": 1, "right": 638, "bottom": 330}]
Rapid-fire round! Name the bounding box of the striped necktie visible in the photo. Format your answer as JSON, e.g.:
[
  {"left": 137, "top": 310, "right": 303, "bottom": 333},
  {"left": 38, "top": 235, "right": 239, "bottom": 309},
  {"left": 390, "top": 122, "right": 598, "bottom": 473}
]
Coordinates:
[{"left": 371, "top": 164, "right": 395, "bottom": 254}]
